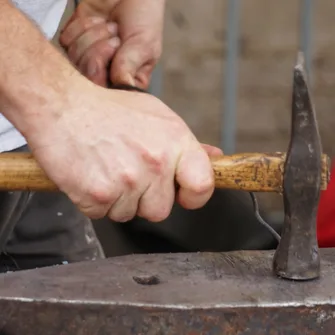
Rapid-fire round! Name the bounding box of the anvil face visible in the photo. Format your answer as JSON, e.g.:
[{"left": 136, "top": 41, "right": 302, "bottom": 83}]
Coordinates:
[{"left": 1, "top": 249, "right": 335, "bottom": 334}]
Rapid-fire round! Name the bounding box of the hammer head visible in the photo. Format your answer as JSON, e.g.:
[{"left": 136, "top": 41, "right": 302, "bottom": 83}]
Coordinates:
[{"left": 273, "top": 52, "right": 326, "bottom": 281}]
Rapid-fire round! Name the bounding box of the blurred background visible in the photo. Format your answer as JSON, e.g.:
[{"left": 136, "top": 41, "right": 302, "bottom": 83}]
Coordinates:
[{"left": 54, "top": 0, "right": 335, "bottom": 254}]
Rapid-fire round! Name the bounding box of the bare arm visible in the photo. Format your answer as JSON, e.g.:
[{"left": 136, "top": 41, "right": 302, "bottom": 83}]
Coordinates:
[
  {"left": 0, "top": 0, "right": 87, "bottom": 138},
  {"left": 0, "top": 0, "right": 215, "bottom": 222}
]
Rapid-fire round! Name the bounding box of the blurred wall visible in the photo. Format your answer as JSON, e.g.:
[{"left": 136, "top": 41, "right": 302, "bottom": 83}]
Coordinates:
[
  {"left": 162, "top": 0, "right": 334, "bottom": 151},
  {"left": 57, "top": 0, "right": 335, "bottom": 214},
  {"left": 161, "top": 0, "right": 335, "bottom": 212}
]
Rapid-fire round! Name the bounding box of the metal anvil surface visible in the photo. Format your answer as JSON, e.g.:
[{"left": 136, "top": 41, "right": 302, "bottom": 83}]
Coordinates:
[{"left": 1, "top": 249, "right": 335, "bottom": 335}]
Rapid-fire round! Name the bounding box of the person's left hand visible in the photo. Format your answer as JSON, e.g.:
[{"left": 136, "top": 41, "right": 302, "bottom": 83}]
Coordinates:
[{"left": 59, "top": 0, "right": 165, "bottom": 89}]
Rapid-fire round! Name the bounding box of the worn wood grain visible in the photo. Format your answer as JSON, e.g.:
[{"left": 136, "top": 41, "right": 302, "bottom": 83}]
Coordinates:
[
  {"left": 212, "top": 152, "right": 330, "bottom": 192},
  {"left": 0, "top": 152, "right": 329, "bottom": 192}
]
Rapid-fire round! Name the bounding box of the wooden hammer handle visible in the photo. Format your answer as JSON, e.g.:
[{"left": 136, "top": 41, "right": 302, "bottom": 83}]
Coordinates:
[
  {"left": 0, "top": 152, "right": 329, "bottom": 192},
  {"left": 212, "top": 152, "right": 330, "bottom": 192}
]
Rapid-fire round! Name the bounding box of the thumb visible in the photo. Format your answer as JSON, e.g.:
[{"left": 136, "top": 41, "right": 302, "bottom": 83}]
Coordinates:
[
  {"left": 110, "top": 40, "right": 149, "bottom": 88},
  {"left": 175, "top": 144, "right": 215, "bottom": 210},
  {"left": 201, "top": 143, "right": 224, "bottom": 157}
]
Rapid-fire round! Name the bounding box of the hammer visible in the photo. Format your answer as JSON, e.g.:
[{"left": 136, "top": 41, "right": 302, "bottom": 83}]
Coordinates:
[{"left": 0, "top": 52, "right": 330, "bottom": 281}]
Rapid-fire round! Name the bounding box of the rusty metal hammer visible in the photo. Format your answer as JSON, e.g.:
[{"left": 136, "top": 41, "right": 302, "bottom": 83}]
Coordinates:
[
  {"left": 272, "top": 52, "right": 325, "bottom": 281},
  {"left": 0, "top": 52, "right": 330, "bottom": 281}
]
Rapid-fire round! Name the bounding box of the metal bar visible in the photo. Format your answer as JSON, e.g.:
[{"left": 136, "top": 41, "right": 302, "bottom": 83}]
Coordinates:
[
  {"left": 221, "top": 0, "right": 241, "bottom": 154},
  {"left": 299, "top": 0, "right": 314, "bottom": 82}
]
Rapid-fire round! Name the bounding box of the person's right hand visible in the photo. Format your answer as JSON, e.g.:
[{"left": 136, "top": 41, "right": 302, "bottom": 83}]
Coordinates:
[{"left": 26, "top": 82, "right": 218, "bottom": 222}]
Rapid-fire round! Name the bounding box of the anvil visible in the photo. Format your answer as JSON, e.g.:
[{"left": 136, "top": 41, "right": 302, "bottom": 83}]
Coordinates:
[
  {"left": 1, "top": 249, "right": 335, "bottom": 334},
  {"left": 0, "top": 53, "right": 333, "bottom": 334}
]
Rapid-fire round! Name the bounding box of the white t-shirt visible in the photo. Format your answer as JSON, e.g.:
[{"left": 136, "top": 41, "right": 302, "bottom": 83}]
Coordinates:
[{"left": 0, "top": 0, "right": 67, "bottom": 152}]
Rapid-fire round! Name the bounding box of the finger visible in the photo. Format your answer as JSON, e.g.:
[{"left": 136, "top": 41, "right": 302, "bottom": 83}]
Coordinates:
[
  {"left": 67, "top": 181, "right": 116, "bottom": 220},
  {"left": 175, "top": 144, "right": 215, "bottom": 210},
  {"left": 78, "top": 37, "right": 121, "bottom": 86},
  {"left": 111, "top": 64, "right": 154, "bottom": 90},
  {"left": 107, "top": 192, "right": 140, "bottom": 222},
  {"left": 137, "top": 176, "right": 175, "bottom": 223},
  {"left": 110, "top": 40, "right": 152, "bottom": 87},
  {"left": 67, "top": 166, "right": 122, "bottom": 219},
  {"left": 201, "top": 143, "right": 223, "bottom": 157},
  {"left": 67, "top": 22, "right": 118, "bottom": 64},
  {"left": 77, "top": 202, "right": 111, "bottom": 220},
  {"left": 107, "top": 166, "right": 142, "bottom": 222},
  {"left": 132, "top": 63, "right": 154, "bottom": 90},
  {"left": 59, "top": 16, "right": 106, "bottom": 48}
]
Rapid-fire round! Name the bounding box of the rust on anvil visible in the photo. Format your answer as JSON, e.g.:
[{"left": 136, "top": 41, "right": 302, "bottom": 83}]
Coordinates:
[{"left": 1, "top": 250, "right": 335, "bottom": 334}]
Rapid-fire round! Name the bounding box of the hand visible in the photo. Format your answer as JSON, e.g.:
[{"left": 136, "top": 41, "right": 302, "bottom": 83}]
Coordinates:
[
  {"left": 27, "top": 83, "right": 217, "bottom": 222},
  {"left": 59, "top": 0, "right": 165, "bottom": 89}
]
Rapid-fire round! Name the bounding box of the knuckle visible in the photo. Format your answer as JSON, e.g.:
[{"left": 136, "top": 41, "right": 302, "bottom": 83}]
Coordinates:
[
  {"left": 141, "top": 41, "right": 161, "bottom": 60},
  {"left": 138, "top": 196, "right": 173, "bottom": 223},
  {"left": 141, "top": 208, "right": 170, "bottom": 223},
  {"left": 87, "top": 182, "right": 115, "bottom": 205},
  {"left": 135, "top": 35, "right": 162, "bottom": 61},
  {"left": 82, "top": 207, "right": 107, "bottom": 220},
  {"left": 71, "top": 194, "right": 109, "bottom": 219},
  {"left": 163, "top": 112, "right": 188, "bottom": 132},
  {"left": 67, "top": 192, "right": 81, "bottom": 207},
  {"left": 86, "top": 45, "right": 113, "bottom": 69},
  {"left": 88, "top": 24, "right": 110, "bottom": 41},
  {"left": 77, "top": 17, "right": 100, "bottom": 33},
  {"left": 153, "top": 207, "right": 171, "bottom": 222},
  {"left": 84, "top": 57, "right": 102, "bottom": 78},
  {"left": 81, "top": 19, "right": 95, "bottom": 31},
  {"left": 151, "top": 42, "right": 162, "bottom": 60},
  {"left": 108, "top": 211, "right": 136, "bottom": 223},
  {"left": 142, "top": 150, "right": 168, "bottom": 175},
  {"left": 191, "top": 177, "right": 214, "bottom": 196},
  {"left": 120, "top": 169, "right": 139, "bottom": 189},
  {"left": 67, "top": 44, "right": 78, "bottom": 62}
]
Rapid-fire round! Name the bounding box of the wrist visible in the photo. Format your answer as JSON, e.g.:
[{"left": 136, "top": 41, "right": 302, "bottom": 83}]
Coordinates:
[
  {"left": 23, "top": 78, "right": 90, "bottom": 141},
  {"left": 0, "top": 1, "right": 95, "bottom": 146},
  {"left": 1, "top": 53, "right": 89, "bottom": 141}
]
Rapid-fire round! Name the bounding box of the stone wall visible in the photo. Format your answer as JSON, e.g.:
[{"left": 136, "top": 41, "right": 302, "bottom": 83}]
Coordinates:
[{"left": 57, "top": 0, "right": 335, "bottom": 212}]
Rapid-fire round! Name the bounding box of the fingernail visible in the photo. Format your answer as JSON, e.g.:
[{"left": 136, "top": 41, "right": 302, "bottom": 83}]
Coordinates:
[
  {"left": 108, "top": 37, "right": 121, "bottom": 48},
  {"left": 107, "top": 22, "right": 118, "bottom": 34},
  {"left": 126, "top": 74, "right": 136, "bottom": 86}
]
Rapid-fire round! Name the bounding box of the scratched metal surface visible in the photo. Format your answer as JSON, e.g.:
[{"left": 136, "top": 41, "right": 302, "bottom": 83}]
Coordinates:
[{"left": 1, "top": 249, "right": 335, "bottom": 334}]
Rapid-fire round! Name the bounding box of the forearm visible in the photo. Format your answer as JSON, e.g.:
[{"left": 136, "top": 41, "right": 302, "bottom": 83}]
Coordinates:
[{"left": 0, "top": 0, "right": 86, "bottom": 138}]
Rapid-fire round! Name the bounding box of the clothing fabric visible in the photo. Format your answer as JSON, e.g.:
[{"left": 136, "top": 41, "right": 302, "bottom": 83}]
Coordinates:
[
  {"left": 99, "top": 189, "right": 280, "bottom": 257},
  {"left": 0, "top": 145, "right": 105, "bottom": 273},
  {"left": 0, "top": 0, "right": 67, "bottom": 153},
  {"left": 317, "top": 161, "right": 335, "bottom": 248}
]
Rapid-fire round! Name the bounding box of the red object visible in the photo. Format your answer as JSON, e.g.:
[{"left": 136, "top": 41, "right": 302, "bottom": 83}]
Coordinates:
[{"left": 317, "top": 162, "right": 335, "bottom": 247}]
